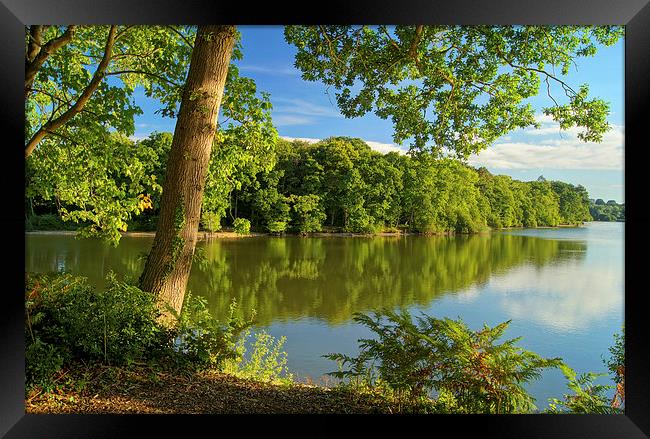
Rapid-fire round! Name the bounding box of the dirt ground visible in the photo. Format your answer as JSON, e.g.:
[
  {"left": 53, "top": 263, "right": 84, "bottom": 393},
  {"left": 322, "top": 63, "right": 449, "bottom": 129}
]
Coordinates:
[{"left": 25, "top": 367, "right": 394, "bottom": 414}]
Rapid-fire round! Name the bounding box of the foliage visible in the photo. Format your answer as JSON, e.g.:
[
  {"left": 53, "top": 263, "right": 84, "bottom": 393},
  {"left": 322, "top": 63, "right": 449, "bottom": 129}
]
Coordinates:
[
  {"left": 549, "top": 181, "right": 592, "bottom": 224},
  {"left": 546, "top": 364, "right": 621, "bottom": 414},
  {"left": 25, "top": 26, "right": 193, "bottom": 151},
  {"left": 26, "top": 272, "right": 167, "bottom": 367},
  {"left": 27, "top": 135, "right": 594, "bottom": 236},
  {"left": 170, "top": 294, "right": 254, "bottom": 370},
  {"left": 324, "top": 310, "right": 562, "bottom": 413},
  {"left": 200, "top": 210, "right": 222, "bottom": 232},
  {"left": 233, "top": 218, "right": 251, "bottom": 235},
  {"left": 224, "top": 330, "right": 293, "bottom": 384},
  {"left": 25, "top": 213, "right": 80, "bottom": 231},
  {"left": 604, "top": 327, "right": 625, "bottom": 409},
  {"left": 25, "top": 26, "right": 277, "bottom": 245},
  {"left": 26, "top": 132, "right": 164, "bottom": 244},
  {"left": 289, "top": 194, "right": 326, "bottom": 234},
  {"left": 285, "top": 25, "right": 622, "bottom": 156},
  {"left": 605, "top": 328, "right": 624, "bottom": 384},
  {"left": 25, "top": 272, "right": 257, "bottom": 392},
  {"left": 25, "top": 272, "right": 166, "bottom": 391},
  {"left": 589, "top": 200, "right": 624, "bottom": 222}
]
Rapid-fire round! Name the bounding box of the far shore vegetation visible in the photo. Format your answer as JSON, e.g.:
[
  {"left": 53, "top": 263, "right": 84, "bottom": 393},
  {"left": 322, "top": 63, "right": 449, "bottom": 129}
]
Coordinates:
[{"left": 26, "top": 135, "right": 623, "bottom": 239}]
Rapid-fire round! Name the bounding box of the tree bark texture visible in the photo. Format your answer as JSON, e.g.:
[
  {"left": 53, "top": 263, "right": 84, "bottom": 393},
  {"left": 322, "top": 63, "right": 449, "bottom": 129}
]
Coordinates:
[{"left": 139, "top": 25, "right": 237, "bottom": 322}]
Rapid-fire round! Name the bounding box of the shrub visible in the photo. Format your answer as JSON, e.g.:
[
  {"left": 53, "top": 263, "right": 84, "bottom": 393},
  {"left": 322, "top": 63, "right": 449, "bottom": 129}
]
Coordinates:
[
  {"left": 604, "top": 328, "right": 625, "bottom": 409},
  {"left": 267, "top": 221, "right": 287, "bottom": 234},
  {"left": 170, "top": 294, "right": 254, "bottom": 370},
  {"left": 224, "top": 330, "right": 293, "bottom": 385},
  {"left": 25, "top": 272, "right": 258, "bottom": 391},
  {"left": 200, "top": 211, "right": 222, "bottom": 232},
  {"left": 25, "top": 273, "right": 168, "bottom": 368},
  {"left": 324, "top": 310, "right": 562, "bottom": 413},
  {"left": 546, "top": 364, "right": 621, "bottom": 414},
  {"left": 233, "top": 218, "right": 251, "bottom": 235}
]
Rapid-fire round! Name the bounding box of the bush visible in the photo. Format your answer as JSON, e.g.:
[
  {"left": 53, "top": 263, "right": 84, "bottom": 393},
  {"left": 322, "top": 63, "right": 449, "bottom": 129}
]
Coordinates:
[
  {"left": 26, "top": 273, "right": 168, "bottom": 368},
  {"left": 200, "top": 211, "right": 222, "bottom": 232},
  {"left": 604, "top": 328, "right": 625, "bottom": 409},
  {"left": 224, "top": 330, "right": 293, "bottom": 385},
  {"left": 266, "top": 221, "right": 287, "bottom": 234},
  {"left": 233, "top": 218, "right": 251, "bottom": 235},
  {"left": 546, "top": 364, "right": 621, "bottom": 414},
  {"left": 325, "top": 310, "right": 562, "bottom": 413},
  {"left": 170, "top": 294, "right": 253, "bottom": 370},
  {"left": 25, "top": 272, "right": 257, "bottom": 391}
]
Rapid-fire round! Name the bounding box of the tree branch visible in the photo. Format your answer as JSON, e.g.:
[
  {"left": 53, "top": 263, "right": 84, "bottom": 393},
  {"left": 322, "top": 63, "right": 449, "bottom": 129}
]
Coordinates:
[
  {"left": 25, "top": 26, "right": 117, "bottom": 158},
  {"left": 105, "top": 70, "right": 181, "bottom": 88},
  {"left": 165, "top": 25, "right": 195, "bottom": 49},
  {"left": 25, "top": 25, "right": 76, "bottom": 99},
  {"left": 25, "top": 25, "right": 44, "bottom": 63}
]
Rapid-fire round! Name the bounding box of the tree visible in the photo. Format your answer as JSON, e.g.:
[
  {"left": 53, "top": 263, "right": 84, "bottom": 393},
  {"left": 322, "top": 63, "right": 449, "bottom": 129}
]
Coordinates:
[
  {"left": 25, "top": 25, "right": 195, "bottom": 241},
  {"left": 285, "top": 26, "right": 622, "bottom": 157},
  {"left": 138, "top": 26, "right": 238, "bottom": 321},
  {"left": 25, "top": 25, "right": 194, "bottom": 157}
]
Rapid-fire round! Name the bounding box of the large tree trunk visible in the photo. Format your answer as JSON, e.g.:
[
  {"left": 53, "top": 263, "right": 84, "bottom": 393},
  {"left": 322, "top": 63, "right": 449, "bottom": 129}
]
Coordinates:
[{"left": 139, "top": 25, "right": 237, "bottom": 323}]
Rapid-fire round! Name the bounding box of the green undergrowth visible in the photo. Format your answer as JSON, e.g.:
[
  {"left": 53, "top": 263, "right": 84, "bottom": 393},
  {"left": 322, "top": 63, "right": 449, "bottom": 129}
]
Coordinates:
[
  {"left": 323, "top": 310, "right": 624, "bottom": 414},
  {"left": 25, "top": 272, "right": 293, "bottom": 397},
  {"left": 25, "top": 273, "right": 624, "bottom": 414}
]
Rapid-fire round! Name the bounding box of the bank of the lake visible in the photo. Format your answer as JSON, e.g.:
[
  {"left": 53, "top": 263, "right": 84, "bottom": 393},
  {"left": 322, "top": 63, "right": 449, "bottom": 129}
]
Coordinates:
[
  {"left": 25, "top": 222, "right": 593, "bottom": 239},
  {"left": 26, "top": 365, "right": 399, "bottom": 414}
]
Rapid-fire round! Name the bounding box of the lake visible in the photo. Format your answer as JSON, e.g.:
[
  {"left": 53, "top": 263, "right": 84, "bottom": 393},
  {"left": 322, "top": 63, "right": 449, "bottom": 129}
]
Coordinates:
[{"left": 25, "top": 221, "right": 624, "bottom": 409}]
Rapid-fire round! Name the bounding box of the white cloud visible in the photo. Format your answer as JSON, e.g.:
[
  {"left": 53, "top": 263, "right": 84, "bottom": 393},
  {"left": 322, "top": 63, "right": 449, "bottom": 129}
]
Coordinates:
[
  {"left": 238, "top": 64, "right": 300, "bottom": 76},
  {"left": 280, "top": 136, "right": 320, "bottom": 144},
  {"left": 281, "top": 136, "right": 405, "bottom": 155},
  {"left": 273, "top": 97, "right": 342, "bottom": 118},
  {"left": 468, "top": 120, "right": 624, "bottom": 170},
  {"left": 487, "top": 260, "right": 623, "bottom": 332},
  {"left": 364, "top": 141, "right": 405, "bottom": 155}
]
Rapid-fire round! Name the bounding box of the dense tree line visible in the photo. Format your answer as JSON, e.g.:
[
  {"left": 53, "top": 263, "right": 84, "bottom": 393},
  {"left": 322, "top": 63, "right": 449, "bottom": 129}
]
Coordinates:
[
  {"left": 27, "top": 135, "right": 594, "bottom": 235},
  {"left": 589, "top": 199, "right": 625, "bottom": 222}
]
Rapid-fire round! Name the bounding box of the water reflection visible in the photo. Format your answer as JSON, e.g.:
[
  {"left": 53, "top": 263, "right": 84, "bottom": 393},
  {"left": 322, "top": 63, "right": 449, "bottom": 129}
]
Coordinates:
[
  {"left": 489, "top": 255, "right": 622, "bottom": 332},
  {"left": 191, "top": 234, "right": 587, "bottom": 324},
  {"left": 25, "top": 233, "right": 587, "bottom": 325}
]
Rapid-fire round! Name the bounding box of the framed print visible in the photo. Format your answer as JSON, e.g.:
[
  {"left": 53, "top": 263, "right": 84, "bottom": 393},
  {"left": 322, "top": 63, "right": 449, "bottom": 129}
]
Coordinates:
[{"left": 2, "top": 0, "right": 648, "bottom": 437}]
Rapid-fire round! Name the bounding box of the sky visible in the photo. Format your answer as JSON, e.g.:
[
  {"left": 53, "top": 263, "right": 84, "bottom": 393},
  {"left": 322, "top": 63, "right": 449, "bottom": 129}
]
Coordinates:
[{"left": 132, "top": 26, "right": 625, "bottom": 203}]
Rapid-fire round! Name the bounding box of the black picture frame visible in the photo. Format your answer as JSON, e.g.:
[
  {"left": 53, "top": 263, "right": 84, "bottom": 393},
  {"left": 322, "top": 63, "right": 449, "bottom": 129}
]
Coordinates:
[{"left": 2, "top": 0, "right": 648, "bottom": 437}]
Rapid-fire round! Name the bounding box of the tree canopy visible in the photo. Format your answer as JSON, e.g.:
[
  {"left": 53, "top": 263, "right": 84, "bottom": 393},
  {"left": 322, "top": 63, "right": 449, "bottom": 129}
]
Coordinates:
[{"left": 285, "top": 25, "right": 622, "bottom": 156}]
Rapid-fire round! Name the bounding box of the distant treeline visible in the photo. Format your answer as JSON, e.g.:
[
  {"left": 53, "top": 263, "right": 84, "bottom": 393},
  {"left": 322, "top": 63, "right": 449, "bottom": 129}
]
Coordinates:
[
  {"left": 589, "top": 199, "right": 625, "bottom": 222},
  {"left": 26, "top": 134, "right": 597, "bottom": 235},
  {"left": 219, "top": 137, "right": 594, "bottom": 234}
]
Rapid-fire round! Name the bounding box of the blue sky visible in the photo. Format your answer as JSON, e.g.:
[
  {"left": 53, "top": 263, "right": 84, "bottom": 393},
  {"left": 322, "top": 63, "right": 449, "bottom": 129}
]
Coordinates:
[{"left": 132, "top": 26, "right": 625, "bottom": 203}]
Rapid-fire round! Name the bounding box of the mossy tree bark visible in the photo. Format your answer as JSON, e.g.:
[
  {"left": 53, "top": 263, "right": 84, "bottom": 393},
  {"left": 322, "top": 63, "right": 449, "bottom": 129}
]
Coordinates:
[{"left": 139, "top": 25, "right": 237, "bottom": 322}]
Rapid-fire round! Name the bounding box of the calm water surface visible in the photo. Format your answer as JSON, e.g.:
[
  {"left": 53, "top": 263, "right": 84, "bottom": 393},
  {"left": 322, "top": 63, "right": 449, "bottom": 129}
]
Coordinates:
[{"left": 25, "top": 222, "right": 624, "bottom": 407}]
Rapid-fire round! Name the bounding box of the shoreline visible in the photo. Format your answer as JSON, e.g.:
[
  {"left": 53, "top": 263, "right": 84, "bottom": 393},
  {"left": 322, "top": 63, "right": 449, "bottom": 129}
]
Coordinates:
[{"left": 24, "top": 223, "right": 600, "bottom": 240}]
